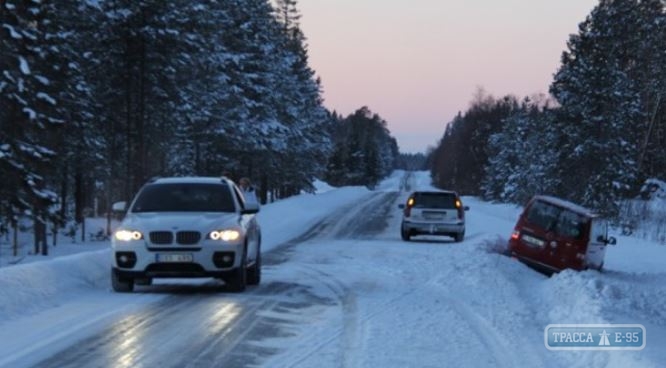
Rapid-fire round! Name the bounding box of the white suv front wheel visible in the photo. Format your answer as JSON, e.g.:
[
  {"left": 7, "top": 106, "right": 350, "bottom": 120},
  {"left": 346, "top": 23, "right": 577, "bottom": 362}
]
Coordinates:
[
  {"left": 111, "top": 269, "right": 134, "bottom": 292},
  {"left": 225, "top": 247, "right": 247, "bottom": 292}
]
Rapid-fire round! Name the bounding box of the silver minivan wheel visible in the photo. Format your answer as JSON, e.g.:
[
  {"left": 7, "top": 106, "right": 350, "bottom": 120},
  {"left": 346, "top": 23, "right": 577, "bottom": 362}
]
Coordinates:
[{"left": 400, "top": 223, "right": 411, "bottom": 241}]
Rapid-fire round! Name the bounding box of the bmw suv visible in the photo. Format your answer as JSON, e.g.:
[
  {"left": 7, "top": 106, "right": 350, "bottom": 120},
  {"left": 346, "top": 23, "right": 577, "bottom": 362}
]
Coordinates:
[
  {"left": 399, "top": 190, "right": 469, "bottom": 242},
  {"left": 111, "top": 177, "right": 261, "bottom": 292}
]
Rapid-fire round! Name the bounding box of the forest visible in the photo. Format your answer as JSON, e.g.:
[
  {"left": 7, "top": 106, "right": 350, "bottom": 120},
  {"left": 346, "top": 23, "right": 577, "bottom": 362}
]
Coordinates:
[
  {"left": 3, "top": 0, "right": 664, "bottom": 253},
  {"left": 0, "top": 0, "right": 398, "bottom": 252},
  {"left": 430, "top": 0, "right": 665, "bottom": 217}
]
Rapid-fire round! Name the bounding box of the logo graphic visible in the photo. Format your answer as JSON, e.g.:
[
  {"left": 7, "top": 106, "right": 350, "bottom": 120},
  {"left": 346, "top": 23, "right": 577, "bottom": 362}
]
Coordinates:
[
  {"left": 598, "top": 330, "right": 610, "bottom": 346},
  {"left": 545, "top": 324, "right": 645, "bottom": 351}
]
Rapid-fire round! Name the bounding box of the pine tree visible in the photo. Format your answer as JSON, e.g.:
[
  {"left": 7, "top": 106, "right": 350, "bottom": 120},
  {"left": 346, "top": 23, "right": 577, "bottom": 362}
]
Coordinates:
[
  {"left": 482, "top": 98, "right": 560, "bottom": 204},
  {"left": 325, "top": 107, "right": 398, "bottom": 188},
  {"left": 633, "top": 0, "right": 666, "bottom": 180},
  {"left": 41, "top": 1, "right": 108, "bottom": 240},
  {"left": 0, "top": 0, "right": 64, "bottom": 253},
  {"left": 431, "top": 91, "right": 516, "bottom": 194},
  {"left": 550, "top": 0, "right": 648, "bottom": 215}
]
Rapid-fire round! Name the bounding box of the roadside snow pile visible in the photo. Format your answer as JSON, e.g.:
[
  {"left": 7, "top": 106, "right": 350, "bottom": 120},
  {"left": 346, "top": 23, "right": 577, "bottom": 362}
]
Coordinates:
[
  {"left": 311, "top": 179, "right": 336, "bottom": 194},
  {"left": 541, "top": 270, "right": 608, "bottom": 324},
  {"left": 428, "top": 236, "right": 664, "bottom": 368},
  {"left": 541, "top": 270, "right": 663, "bottom": 368},
  {"left": 0, "top": 250, "right": 109, "bottom": 321}
]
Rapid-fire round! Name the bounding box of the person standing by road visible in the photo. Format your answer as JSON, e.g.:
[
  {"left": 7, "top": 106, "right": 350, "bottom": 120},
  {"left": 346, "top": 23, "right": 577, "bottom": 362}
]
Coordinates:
[{"left": 239, "top": 177, "right": 259, "bottom": 206}]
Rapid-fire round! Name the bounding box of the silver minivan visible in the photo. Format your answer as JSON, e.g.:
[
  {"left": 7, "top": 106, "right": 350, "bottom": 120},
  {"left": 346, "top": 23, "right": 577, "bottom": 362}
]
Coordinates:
[{"left": 399, "top": 191, "right": 469, "bottom": 242}]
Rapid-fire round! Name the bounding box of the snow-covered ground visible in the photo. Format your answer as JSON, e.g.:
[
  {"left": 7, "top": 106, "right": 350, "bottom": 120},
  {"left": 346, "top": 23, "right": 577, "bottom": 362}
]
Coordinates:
[{"left": 0, "top": 170, "right": 664, "bottom": 368}]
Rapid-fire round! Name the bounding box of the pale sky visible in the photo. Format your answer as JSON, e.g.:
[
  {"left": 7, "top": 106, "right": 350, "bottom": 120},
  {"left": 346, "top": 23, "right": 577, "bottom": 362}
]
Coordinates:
[{"left": 298, "top": 0, "right": 599, "bottom": 154}]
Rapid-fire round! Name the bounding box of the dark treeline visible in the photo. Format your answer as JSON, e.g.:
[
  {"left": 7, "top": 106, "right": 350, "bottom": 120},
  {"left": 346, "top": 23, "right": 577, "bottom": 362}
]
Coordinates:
[
  {"left": 325, "top": 107, "right": 399, "bottom": 188},
  {"left": 431, "top": 0, "right": 665, "bottom": 217},
  {"left": 0, "top": 0, "right": 398, "bottom": 252},
  {"left": 395, "top": 152, "right": 428, "bottom": 171}
]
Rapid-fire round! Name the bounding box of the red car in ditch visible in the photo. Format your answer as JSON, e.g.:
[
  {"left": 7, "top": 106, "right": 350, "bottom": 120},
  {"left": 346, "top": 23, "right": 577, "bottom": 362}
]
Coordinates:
[{"left": 508, "top": 195, "right": 616, "bottom": 273}]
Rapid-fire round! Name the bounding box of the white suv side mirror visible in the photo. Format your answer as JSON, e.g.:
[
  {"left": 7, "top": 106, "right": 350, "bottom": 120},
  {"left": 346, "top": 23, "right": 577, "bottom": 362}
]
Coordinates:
[
  {"left": 112, "top": 201, "right": 127, "bottom": 212},
  {"left": 242, "top": 202, "right": 260, "bottom": 214}
]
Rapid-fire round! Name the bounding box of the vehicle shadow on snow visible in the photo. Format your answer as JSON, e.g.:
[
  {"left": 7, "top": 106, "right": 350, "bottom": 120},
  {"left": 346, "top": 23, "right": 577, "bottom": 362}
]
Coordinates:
[
  {"left": 403, "top": 231, "right": 486, "bottom": 244},
  {"left": 130, "top": 280, "right": 252, "bottom": 294},
  {"left": 129, "top": 279, "right": 336, "bottom": 306},
  {"left": 404, "top": 236, "right": 458, "bottom": 244}
]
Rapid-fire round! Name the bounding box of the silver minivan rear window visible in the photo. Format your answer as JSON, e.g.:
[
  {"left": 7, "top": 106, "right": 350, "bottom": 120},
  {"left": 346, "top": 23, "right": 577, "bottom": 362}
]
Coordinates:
[{"left": 412, "top": 192, "right": 457, "bottom": 209}]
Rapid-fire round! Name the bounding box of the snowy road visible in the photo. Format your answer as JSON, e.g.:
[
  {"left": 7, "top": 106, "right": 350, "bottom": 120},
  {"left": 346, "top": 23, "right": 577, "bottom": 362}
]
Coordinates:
[
  {"left": 12, "top": 191, "right": 397, "bottom": 368},
  {"left": 1, "top": 171, "right": 664, "bottom": 368}
]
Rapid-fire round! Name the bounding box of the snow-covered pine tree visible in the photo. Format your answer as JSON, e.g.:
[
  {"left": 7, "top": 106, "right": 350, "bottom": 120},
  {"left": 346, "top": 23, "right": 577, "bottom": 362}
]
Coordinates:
[
  {"left": 551, "top": 0, "right": 646, "bottom": 215},
  {"left": 482, "top": 96, "right": 560, "bottom": 205},
  {"left": 430, "top": 91, "right": 516, "bottom": 195},
  {"left": 0, "top": 0, "right": 62, "bottom": 253},
  {"left": 41, "top": 1, "right": 108, "bottom": 239},
  {"left": 633, "top": 0, "right": 666, "bottom": 181},
  {"left": 482, "top": 101, "right": 530, "bottom": 202},
  {"left": 84, "top": 0, "right": 203, "bottom": 198},
  {"left": 269, "top": 0, "right": 333, "bottom": 197},
  {"left": 165, "top": 1, "right": 237, "bottom": 177},
  {"left": 324, "top": 107, "right": 398, "bottom": 188},
  {"left": 205, "top": 0, "right": 292, "bottom": 186}
]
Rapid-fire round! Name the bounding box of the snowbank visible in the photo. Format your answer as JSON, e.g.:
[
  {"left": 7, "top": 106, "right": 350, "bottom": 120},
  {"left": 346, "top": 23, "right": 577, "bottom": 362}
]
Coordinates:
[{"left": 0, "top": 250, "right": 109, "bottom": 321}]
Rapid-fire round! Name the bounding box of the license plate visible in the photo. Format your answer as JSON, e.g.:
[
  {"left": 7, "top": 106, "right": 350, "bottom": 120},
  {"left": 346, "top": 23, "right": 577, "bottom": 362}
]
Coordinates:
[
  {"left": 424, "top": 215, "right": 443, "bottom": 220},
  {"left": 423, "top": 211, "right": 444, "bottom": 220},
  {"left": 522, "top": 234, "right": 545, "bottom": 248},
  {"left": 156, "top": 253, "right": 193, "bottom": 263}
]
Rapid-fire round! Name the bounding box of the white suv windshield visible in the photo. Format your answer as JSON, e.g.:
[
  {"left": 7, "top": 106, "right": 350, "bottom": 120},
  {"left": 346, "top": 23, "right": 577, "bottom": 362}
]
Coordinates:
[{"left": 130, "top": 183, "right": 235, "bottom": 213}]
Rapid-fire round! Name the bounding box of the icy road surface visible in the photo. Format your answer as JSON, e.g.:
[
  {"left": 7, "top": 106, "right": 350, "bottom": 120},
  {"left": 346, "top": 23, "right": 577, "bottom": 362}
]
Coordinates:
[{"left": 0, "top": 171, "right": 663, "bottom": 368}]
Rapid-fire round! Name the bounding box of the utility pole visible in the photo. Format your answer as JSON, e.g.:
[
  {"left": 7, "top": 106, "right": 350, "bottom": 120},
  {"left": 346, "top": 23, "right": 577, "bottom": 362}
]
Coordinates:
[{"left": 637, "top": 94, "right": 661, "bottom": 175}]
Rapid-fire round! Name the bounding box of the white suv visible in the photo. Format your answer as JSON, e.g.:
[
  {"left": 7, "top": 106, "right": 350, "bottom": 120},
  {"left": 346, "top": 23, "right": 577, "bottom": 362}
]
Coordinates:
[
  {"left": 111, "top": 177, "right": 261, "bottom": 292},
  {"left": 399, "top": 190, "right": 469, "bottom": 242}
]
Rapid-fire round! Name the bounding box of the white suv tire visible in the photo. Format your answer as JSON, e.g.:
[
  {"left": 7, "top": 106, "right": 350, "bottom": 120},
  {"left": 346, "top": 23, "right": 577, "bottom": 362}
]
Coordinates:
[
  {"left": 225, "top": 246, "right": 247, "bottom": 292},
  {"left": 111, "top": 269, "right": 134, "bottom": 293}
]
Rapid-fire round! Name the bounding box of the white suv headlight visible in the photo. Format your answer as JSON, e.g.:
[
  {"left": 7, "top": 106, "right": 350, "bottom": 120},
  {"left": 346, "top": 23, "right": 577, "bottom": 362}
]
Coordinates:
[
  {"left": 115, "top": 230, "right": 143, "bottom": 241},
  {"left": 209, "top": 230, "right": 240, "bottom": 241}
]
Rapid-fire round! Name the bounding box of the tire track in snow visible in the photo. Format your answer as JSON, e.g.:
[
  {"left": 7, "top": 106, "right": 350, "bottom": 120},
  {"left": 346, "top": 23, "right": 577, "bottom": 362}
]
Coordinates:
[
  {"left": 269, "top": 264, "right": 428, "bottom": 368},
  {"left": 263, "top": 191, "right": 386, "bottom": 265},
  {"left": 442, "top": 294, "right": 522, "bottom": 368}
]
